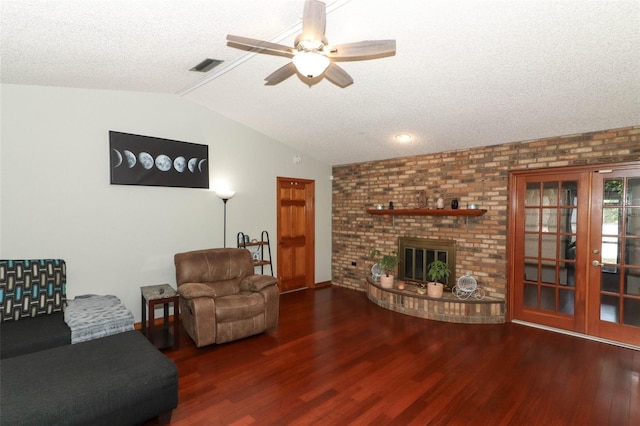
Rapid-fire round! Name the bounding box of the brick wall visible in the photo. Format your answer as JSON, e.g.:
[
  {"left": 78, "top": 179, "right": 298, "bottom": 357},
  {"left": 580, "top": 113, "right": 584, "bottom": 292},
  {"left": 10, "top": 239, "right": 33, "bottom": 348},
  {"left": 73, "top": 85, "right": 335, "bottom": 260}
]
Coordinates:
[{"left": 331, "top": 125, "right": 640, "bottom": 299}]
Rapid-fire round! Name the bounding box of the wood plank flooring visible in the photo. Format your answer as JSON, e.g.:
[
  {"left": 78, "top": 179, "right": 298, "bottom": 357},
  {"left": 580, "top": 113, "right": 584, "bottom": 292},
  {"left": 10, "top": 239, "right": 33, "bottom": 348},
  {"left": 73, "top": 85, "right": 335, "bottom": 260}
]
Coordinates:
[{"left": 154, "top": 286, "right": 639, "bottom": 425}]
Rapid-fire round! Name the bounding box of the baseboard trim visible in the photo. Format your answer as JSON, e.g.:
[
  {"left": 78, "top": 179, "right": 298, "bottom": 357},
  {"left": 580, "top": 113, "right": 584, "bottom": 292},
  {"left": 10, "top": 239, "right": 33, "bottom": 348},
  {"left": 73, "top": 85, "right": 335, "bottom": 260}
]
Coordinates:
[
  {"left": 512, "top": 320, "right": 640, "bottom": 351},
  {"left": 280, "top": 287, "right": 309, "bottom": 295}
]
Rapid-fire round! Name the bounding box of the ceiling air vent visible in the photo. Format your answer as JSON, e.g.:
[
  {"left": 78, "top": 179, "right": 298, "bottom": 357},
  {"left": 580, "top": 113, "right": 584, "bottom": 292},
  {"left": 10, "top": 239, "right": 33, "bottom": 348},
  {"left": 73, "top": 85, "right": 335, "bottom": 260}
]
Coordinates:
[{"left": 190, "top": 58, "right": 224, "bottom": 73}]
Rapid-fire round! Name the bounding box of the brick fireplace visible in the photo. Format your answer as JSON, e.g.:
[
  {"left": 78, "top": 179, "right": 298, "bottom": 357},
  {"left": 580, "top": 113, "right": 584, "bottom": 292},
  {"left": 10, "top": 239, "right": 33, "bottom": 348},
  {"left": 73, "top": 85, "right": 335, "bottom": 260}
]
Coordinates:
[
  {"left": 399, "top": 237, "right": 456, "bottom": 289},
  {"left": 330, "top": 125, "right": 638, "bottom": 309}
]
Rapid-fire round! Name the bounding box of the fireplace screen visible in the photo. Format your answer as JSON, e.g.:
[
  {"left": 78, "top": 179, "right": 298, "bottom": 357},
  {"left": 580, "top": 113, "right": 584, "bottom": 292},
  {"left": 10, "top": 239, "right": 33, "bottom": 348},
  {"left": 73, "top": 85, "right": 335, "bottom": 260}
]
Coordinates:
[{"left": 399, "top": 237, "right": 456, "bottom": 289}]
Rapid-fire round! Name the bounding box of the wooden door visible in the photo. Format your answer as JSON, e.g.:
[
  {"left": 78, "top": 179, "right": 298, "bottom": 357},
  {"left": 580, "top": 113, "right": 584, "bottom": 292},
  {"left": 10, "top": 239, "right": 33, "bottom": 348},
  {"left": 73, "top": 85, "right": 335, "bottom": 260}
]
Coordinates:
[
  {"left": 277, "top": 177, "right": 315, "bottom": 293},
  {"left": 510, "top": 163, "right": 640, "bottom": 347},
  {"left": 588, "top": 167, "right": 640, "bottom": 346},
  {"left": 511, "top": 170, "right": 590, "bottom": 332}
]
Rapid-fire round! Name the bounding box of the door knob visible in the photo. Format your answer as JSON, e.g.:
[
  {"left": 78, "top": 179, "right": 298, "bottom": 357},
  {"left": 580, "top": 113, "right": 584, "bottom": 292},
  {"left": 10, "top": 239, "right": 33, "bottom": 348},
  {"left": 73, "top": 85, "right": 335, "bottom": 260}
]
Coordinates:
[{"left": 592, "top": 260, "right": 603, "bottom": 267}]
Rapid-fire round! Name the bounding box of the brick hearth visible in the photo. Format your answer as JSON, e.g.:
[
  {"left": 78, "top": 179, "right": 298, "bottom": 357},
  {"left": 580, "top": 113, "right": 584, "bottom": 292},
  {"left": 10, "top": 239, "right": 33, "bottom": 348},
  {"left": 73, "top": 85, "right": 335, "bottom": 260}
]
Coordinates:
[{"left": 367, "top": 279, "right": 505, "bottom": 324}]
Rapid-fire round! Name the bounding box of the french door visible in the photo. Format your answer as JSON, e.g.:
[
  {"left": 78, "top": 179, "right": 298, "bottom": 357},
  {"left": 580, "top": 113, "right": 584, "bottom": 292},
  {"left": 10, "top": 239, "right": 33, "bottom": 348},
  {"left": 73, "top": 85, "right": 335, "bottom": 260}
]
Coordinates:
[{"left": 510, "top": 163, "right": 640, "bottom": 347}]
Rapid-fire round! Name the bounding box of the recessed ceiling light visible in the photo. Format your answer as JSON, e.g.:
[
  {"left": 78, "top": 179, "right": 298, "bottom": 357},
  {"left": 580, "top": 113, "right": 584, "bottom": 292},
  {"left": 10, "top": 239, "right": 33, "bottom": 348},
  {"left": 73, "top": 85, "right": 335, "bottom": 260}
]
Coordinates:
[{"left": 394, "top": 133, "right": 412, "bottom": 143}]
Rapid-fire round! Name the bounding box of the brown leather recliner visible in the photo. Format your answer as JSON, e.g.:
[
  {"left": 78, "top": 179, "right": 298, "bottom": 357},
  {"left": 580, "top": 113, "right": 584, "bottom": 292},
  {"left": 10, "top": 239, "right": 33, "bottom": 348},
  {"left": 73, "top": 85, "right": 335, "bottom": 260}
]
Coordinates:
[{"left": 174, "top": 248, "right": 279, "bottom": 347}]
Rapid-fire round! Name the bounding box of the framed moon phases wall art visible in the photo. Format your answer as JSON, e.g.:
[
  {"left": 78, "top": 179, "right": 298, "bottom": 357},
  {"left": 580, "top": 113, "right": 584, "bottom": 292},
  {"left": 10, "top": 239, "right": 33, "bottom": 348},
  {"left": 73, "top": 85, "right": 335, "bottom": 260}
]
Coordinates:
[{"left": 109, "top": 131, "right": 209, "bottom": 189}]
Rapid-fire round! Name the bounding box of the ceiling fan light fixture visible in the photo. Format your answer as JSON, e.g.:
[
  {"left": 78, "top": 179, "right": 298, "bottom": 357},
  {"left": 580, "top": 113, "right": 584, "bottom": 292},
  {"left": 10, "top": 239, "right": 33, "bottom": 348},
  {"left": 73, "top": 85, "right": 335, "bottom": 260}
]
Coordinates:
[
  {"left": 226, "top": 0, "right": 396, "bottom": 87},
  {"left": 292, "top": 52, "right": 330, "bottom": 78},
  {"left": 395, "top": 133, "right": 413, "bottom": 143}
]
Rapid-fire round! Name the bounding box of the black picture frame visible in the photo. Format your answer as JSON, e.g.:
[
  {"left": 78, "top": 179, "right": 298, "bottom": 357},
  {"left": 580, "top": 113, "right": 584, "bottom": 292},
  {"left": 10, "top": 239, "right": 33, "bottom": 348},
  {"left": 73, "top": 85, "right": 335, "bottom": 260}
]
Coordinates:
[{"left": 109, "top": 131, "right": 209, "bottom": 189}]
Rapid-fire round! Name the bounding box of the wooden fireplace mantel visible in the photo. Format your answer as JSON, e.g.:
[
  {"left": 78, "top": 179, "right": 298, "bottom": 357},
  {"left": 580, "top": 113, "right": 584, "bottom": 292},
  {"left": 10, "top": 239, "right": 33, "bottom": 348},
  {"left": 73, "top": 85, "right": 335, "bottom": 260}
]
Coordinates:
[{"left": 366, "top": 208, "right": 487, "bottom": 217}]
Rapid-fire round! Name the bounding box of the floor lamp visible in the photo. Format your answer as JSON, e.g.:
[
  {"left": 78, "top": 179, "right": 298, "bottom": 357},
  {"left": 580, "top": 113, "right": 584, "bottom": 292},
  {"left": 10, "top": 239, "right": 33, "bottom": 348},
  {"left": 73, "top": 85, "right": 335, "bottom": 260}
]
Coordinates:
[{"left": 215, "top": 190, "right": 235, "bottom": 248}]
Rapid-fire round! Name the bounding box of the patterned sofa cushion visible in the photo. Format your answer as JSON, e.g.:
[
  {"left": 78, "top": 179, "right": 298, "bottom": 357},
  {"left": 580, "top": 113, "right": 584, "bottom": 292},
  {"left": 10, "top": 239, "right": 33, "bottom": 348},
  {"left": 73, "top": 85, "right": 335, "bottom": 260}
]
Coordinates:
[{"left": 0, "top": 259, "right": 66, "bottom": 321}]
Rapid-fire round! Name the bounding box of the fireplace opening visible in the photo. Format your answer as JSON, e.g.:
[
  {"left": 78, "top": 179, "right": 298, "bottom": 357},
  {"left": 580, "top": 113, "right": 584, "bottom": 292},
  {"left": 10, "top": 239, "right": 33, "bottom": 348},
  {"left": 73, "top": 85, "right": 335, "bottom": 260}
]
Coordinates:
[{"left": 399, "top": 237, "right": 456, "bottom": 290}]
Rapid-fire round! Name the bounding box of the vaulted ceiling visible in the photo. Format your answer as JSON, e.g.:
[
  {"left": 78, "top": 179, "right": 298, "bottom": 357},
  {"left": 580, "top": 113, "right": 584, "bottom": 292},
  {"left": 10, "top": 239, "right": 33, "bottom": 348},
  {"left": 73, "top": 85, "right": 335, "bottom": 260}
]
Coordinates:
[{"left": 2, "top": 0, "right": 638, "bottom": 165}]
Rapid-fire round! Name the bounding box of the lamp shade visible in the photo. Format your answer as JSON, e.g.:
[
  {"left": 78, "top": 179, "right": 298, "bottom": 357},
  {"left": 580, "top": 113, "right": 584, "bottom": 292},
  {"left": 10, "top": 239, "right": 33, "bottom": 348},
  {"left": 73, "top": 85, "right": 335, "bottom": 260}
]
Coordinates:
[
  {"left": 292, "top": 52, "right": 330, "bottom": 78},
  {"left": 215, "top": 190, "right": 235, "bottom": 200}
]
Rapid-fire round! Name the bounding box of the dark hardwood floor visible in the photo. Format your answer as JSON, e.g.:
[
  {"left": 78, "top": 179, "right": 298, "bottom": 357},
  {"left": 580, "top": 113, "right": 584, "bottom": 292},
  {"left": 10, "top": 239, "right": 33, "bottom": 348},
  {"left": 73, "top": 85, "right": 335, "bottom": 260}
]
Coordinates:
[{"left": 156, "top": 286, "right": 639, "bottom": 425}]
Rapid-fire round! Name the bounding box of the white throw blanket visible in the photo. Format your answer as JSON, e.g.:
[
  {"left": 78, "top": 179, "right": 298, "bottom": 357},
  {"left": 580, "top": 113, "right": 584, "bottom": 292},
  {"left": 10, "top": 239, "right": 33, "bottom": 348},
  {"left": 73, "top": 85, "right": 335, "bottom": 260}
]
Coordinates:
[{"left": 64, "top": 295, "right": 134, "bottom": 344}]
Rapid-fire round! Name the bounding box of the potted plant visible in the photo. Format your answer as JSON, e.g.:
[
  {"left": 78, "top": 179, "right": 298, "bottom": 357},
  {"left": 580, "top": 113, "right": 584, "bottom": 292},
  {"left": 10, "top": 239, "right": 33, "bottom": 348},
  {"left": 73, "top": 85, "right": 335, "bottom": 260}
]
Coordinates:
[
  {"left": 370, "top": 249, "right": 401, "bottom": 289},
  {"left": 426, "top": 260, "right": 451, "bottom": 298}
]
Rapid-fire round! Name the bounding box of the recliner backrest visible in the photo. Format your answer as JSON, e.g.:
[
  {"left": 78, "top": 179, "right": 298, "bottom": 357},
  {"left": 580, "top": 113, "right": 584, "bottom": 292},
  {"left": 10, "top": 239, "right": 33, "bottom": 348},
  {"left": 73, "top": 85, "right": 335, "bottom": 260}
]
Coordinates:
[{"left": 174, "top": 248, "right": 254, "bottom": 296}]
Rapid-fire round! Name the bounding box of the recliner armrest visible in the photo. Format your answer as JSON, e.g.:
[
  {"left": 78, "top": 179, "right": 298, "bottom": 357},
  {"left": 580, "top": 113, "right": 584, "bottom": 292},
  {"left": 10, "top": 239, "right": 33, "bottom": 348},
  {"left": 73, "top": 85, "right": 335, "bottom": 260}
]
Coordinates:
[
  {"left": 240, "top": 275, "right": 278, "bottom": 292},
  {"left": 177, "top": 283, "right": 217, "bottom": 300}
]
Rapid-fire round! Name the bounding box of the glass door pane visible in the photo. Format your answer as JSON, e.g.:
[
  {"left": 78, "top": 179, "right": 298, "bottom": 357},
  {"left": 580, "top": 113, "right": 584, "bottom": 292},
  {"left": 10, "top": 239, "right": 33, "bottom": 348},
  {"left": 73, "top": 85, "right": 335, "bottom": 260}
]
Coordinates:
[
  {"left": 599, "top": 177, "right": 640, "bottom": 324},
  {"left": 522, "top": 180, "right": 578, "bottom": 316}
]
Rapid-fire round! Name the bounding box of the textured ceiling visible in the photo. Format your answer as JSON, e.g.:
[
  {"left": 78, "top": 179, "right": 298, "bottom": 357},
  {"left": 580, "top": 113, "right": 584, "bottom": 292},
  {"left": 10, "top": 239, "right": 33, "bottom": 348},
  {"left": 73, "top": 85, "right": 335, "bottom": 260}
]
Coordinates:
[{"left": 2, "top": 0, "right": 639, "bottom": 166}]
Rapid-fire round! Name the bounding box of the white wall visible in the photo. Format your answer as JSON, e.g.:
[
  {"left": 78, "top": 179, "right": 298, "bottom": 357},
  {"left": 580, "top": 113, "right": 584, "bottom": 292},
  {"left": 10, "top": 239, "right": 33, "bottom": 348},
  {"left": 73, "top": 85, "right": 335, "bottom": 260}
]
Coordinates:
[{"left": 0, "top": 84, "right": 332, "bottom": 321}]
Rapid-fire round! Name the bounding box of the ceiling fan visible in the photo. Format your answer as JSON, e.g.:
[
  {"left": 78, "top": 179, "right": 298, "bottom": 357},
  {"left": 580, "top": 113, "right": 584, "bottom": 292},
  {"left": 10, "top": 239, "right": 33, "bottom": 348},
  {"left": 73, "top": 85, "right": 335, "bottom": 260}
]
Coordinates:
[{"left": 226, "top": 0, "right": 396, "bottom": 88}]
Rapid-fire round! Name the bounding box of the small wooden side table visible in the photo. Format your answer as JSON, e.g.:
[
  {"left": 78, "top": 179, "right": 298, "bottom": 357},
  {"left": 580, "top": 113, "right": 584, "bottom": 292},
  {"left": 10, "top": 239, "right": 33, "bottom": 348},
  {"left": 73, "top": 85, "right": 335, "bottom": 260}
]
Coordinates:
[{"left": 141, "top": 284, "right": 179, "bottom": 350}]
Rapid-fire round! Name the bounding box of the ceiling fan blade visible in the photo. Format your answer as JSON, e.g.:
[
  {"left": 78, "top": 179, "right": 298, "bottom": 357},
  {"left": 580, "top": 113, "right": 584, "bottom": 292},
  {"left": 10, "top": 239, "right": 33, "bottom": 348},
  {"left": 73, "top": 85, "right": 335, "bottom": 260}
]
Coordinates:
[
  {"left": 301, "top": 0, "right": 326, "bottom": 41},
  {"left": 226, "top": 34, "right": 294, "bottom": 56},
  {"left": 264, "top": 62, "right": 297, "bottom": 85},
  {"left": 323, "top": 63, "right": 353, "bottom": 88},
  {"left": 327, "top": 40, "right": 396, "bottom": 59}
]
